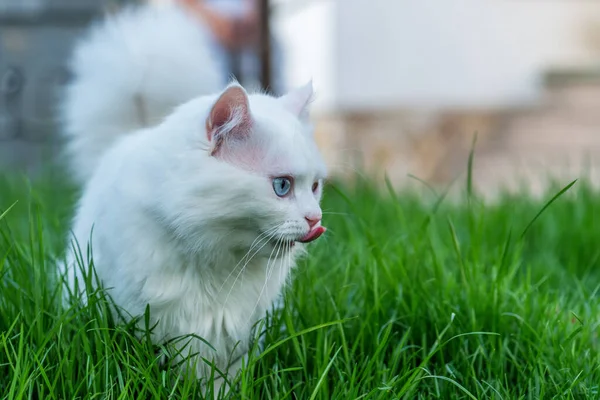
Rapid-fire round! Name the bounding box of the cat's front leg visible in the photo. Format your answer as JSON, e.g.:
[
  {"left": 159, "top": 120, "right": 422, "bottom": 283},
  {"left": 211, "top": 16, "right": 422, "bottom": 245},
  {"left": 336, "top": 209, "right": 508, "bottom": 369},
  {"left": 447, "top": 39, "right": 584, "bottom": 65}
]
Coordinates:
[{"left": 207, "top": 353, "right": 247, "bottom": 399}]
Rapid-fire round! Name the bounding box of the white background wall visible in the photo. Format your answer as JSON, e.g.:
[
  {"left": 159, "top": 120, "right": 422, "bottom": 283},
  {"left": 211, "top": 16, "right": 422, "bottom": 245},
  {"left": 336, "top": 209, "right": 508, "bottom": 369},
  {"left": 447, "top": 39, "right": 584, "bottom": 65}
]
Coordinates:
[
  {"left": 274, "top": 0, "right": 600, "bottom": 113},
  {"left": 272, "top": 0, "right": 336, "bottom": 113}
]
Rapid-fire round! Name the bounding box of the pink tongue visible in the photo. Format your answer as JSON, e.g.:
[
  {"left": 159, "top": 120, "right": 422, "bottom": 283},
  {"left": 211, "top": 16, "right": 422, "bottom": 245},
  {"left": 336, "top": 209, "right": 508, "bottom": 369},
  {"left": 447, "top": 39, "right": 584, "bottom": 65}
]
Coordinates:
[{"left": 297, "top": 226, "right": 326, "bottom": 243}]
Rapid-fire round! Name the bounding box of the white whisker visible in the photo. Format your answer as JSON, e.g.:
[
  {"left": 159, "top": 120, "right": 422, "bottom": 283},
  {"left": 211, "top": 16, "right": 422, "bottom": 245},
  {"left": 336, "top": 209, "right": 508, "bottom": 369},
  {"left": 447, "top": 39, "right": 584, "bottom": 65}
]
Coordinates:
[
  {"left": 221, "top": 227, "right": 280, "bottom": 310},
  {"left": 246, "top": 231, "right": 284, "bottom": 326},
  {"left": 218, "top": 225, "right": 280, "bottom": 293},
  {"left": 322, "top": 211, "right": 350, "bottom": 216},
  {"left": 266, "top": 232, "right": 285, "bottom": 292},
  {"left": 280, "top": 240, "right": 293, "bottom": 287}
]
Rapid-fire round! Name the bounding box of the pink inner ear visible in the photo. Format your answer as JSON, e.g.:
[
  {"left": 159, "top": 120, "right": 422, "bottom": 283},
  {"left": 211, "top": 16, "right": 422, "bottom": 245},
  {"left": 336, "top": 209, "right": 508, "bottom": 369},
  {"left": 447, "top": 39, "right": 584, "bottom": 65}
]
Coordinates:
[{"left": 206, "top": 85, "right": 252, "bottom": 155}]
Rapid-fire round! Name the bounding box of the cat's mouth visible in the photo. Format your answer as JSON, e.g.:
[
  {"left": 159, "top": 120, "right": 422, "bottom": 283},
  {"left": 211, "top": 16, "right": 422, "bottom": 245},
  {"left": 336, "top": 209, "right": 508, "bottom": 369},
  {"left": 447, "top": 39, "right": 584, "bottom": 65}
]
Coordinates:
[
  {"left": 271, "top": 238, "right": 296, "bottom": 250},
  {"left": 269, "top": 226, "right": 326, "bottom": 248},
  {"left": 297, "top": 226, "right": 326, "bottom": 243}
]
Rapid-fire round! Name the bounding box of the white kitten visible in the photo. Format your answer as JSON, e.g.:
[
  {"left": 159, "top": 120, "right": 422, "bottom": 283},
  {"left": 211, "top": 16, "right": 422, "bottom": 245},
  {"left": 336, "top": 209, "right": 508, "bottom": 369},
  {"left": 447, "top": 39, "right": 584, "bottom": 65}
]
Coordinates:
[
  {"left": 61, "top": 81, "right": 328, "bottom": 394},
  {"left": 60, "top": 4, "right": 223, "bottom": 184}
]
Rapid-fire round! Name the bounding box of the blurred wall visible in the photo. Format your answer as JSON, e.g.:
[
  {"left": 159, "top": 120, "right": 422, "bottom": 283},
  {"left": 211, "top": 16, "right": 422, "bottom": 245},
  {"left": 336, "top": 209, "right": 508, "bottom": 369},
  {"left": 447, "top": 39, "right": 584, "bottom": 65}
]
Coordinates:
[
  {"left": 0, "top": 0, "right": 113, "bottom": 175},
  {"left": 274, "top": 0, "right": 600, "bottom": 113},
  {"left": 272, "top": 0, "right": 336, "bottom": 113}
]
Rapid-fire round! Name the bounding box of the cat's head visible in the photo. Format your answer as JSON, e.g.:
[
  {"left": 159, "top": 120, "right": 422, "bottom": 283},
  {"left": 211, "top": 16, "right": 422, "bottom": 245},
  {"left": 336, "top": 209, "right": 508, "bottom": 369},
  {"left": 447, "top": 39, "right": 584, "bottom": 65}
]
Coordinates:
[{"left": 170, "top": 81, "right": 327, "bottom": 255}]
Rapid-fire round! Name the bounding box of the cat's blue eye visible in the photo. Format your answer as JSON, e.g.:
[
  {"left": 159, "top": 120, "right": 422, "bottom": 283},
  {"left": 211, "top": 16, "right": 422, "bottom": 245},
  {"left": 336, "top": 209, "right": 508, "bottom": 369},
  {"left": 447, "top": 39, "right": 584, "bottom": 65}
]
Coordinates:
[{"left": 273, "top": 177, "right": 292, "bottom": 197}]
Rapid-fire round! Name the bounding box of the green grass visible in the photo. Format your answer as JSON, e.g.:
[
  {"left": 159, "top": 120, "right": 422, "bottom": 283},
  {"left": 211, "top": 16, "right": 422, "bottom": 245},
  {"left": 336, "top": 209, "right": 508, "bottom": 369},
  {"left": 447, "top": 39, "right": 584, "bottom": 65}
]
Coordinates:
[{"left": 1, "top": 165, "right": 600, "bottom": 399}]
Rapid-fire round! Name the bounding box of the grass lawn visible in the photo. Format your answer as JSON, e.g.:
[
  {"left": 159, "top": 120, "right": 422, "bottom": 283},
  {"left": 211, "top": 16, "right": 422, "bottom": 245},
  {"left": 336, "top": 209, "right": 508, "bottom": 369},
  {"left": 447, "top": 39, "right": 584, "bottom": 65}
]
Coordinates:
[{"left": 0, "top": 165, "right": 598, "bottom": 399}]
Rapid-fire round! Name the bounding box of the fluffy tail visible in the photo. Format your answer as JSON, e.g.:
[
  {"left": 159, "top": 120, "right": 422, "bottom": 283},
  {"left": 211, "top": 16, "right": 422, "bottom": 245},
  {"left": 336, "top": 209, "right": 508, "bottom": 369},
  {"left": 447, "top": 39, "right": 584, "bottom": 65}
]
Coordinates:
[{"left": 60, "top": 4, "right": 223, "bottom": 184}]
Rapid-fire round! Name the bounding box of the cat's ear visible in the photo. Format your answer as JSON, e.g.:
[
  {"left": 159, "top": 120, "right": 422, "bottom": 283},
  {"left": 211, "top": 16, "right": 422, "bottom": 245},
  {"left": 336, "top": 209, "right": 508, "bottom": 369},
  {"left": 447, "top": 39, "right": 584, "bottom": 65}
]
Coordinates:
[
  {"left": 206, "top": 83, "right": 252, "bottom": 156},
  {"left": 279, "top": 80, "right": 313, "bottom": 123}
]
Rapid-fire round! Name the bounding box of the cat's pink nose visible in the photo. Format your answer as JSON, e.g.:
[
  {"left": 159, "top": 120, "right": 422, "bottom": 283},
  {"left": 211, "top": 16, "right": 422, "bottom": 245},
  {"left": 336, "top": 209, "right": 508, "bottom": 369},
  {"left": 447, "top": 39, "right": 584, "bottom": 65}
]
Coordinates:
[{"left": 305, "top": 216, "right": 321, "bottom": 229}]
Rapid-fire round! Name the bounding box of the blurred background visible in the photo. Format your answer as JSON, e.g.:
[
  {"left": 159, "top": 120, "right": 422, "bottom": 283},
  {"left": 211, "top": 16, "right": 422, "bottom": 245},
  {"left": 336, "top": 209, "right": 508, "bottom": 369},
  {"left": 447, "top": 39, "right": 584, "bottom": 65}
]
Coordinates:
[{"left": 2, "top": 0, "right": 600, "bottom": 197}]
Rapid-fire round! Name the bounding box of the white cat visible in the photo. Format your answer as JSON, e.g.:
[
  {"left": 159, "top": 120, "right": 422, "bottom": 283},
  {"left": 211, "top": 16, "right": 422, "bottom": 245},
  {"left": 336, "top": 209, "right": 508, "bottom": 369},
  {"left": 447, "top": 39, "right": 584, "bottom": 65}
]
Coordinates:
[{"left": 60, "top": 4, "right": 328, "bottom": 396}]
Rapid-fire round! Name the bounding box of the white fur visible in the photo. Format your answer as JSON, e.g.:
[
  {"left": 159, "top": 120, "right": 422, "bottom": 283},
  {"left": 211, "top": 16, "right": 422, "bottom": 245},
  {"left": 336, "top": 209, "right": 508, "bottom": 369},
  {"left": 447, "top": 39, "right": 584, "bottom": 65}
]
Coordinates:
[
  {"left": 62, "top": 82, "right": 327, "bottom": 394},
  {"left": 60, "top": 3, "right": 223, "bottom": 184}
]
